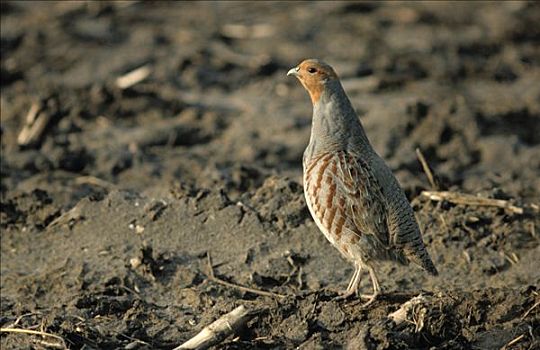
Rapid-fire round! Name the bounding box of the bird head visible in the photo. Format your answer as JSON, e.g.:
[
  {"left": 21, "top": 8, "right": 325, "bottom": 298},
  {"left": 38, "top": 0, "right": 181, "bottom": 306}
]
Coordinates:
[{"left": 287, "top": 59, "right": 339, "bottom": 104}]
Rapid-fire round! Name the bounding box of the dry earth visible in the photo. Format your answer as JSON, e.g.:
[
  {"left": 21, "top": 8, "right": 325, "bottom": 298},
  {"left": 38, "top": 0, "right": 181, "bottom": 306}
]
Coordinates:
[{"left": 1, "top": 1, "right": 539, "bottom": 349}]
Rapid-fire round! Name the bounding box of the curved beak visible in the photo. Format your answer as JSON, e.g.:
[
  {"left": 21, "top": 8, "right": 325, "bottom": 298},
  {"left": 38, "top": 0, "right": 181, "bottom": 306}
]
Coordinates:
[{"left": 287, "top": 66, "right": 299, "bottom": 77}]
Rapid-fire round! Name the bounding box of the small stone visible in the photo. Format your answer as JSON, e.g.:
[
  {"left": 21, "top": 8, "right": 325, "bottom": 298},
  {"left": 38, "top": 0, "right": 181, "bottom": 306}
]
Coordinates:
[{"left": 130, "top": 257, "right": 142, "bottom": 269}]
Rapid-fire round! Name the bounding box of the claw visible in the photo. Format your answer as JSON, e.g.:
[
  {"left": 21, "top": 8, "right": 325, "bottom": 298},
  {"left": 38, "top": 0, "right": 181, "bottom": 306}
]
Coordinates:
[
  {"left": 360, "top": 293, "right": 379, "bottom": 307},
  {"left": 333, "top": 289, "right": 356, "bottom": 301},
  {"left": 360, "top": 266, "right": 381, "bottom": 307},
  {"left": 333, "top": 264, "right": 382, "bottom": 307}
]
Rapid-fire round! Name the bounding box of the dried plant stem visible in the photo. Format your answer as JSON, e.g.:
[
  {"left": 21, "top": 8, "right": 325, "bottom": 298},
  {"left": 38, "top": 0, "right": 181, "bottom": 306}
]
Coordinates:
[
  {"left": 420, "top": 190, "right": 536, "bottom": 215},
  {"left": 116, "top": 65, "right": 152, "bottom": 89},
  {"left": 206, "top": 252, "right": 286, "bottom": 299},
  {"left": 521, "top": 300, "right": 540, "bottom": 320},
  {"left": 174, "top": 305, "right": 253, "bottom": 350},
  {"left": 502, "top": 334, "right": 525, "bottom": 349},
  {"left": 415, "top": 148, "right": 438, "bottom": 190},
  {"left": 75, "top": 175, "right": 116, "bottom": 189},
  {"left": 17, "top": 102, "right": 51, "bottom": 147},
  {"left": 0, "top": 328, "right": 66, "bottom": 349}
]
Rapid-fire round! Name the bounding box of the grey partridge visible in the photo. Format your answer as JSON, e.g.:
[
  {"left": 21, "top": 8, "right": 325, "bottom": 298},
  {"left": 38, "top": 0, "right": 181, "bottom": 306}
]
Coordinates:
[{"left": 287, "top": 59, "right": 438, "bottom": 306}]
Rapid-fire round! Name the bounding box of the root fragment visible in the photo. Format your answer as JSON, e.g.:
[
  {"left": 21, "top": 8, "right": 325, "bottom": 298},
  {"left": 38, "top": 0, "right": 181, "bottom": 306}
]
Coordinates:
[{"left": 174, "top": 305, "right": 254, "bottom": 350}]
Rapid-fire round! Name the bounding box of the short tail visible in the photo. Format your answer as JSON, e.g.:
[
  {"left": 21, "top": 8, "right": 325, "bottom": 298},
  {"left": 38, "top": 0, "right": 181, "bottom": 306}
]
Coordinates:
[
  {"left": 422, "top": 255, "right": 439, "bottom": 276},
  {"left": 405, "top": 245, "right": 439, "bottom": 276}
]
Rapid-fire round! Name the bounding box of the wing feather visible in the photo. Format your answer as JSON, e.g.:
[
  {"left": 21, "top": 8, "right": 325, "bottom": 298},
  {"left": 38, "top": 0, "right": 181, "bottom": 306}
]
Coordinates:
[{"left": 334, "top": 151, "right": 390, "bottom": 247}]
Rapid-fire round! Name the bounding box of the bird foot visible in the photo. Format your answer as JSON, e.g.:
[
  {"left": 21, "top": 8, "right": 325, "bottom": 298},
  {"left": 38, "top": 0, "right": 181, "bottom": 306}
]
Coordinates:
[
  {"left": 333, "top": 289, "right": 357, "bottom": 301},
  {"left": 359, "top": 293, "right": 379, "bottom": 307}
]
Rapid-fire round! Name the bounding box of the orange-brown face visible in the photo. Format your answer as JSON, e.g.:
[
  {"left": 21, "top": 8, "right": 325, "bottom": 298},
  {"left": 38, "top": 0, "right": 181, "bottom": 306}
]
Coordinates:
[{"left": 287, "top": 59, "right": 338, "bottom": 104}]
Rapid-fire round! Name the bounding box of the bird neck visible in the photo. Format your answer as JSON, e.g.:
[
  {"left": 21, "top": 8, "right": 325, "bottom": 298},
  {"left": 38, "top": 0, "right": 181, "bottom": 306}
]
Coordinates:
[{"left": 308, "top": 81, "right": 370, "bottom": 154}]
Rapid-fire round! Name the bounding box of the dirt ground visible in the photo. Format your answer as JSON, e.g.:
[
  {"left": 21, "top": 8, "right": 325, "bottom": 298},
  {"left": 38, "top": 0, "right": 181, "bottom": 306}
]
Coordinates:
[{"left": 1, "top": 1, "right": 539, "bottom": 349}]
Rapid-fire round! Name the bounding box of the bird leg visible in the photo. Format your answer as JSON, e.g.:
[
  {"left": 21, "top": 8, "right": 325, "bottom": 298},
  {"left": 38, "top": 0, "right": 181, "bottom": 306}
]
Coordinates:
[
  {"left": 334, "top": 264, "right": 362, "bottom": 300},
  {"left": 360, "top": 266, "right": 381, "bottom": 307}
]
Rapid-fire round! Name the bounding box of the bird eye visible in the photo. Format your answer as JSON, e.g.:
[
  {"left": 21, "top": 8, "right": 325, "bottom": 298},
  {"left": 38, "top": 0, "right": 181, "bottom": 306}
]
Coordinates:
[{"left": 307, "top": 67, "right": 317, "bottom": 74}]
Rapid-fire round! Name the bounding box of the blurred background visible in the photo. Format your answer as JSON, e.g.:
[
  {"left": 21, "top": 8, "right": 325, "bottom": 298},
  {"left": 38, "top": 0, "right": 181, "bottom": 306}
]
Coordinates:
[
  {"left": 1, "top": 1, "right": 539, "bottom": 349},
  {"left": 2, "top": 0, "right": 539, "bottom": 198}
]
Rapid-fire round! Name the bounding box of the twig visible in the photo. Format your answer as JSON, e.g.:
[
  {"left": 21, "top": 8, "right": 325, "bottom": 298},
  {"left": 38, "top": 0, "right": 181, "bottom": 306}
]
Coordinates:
[
  {"left": 502, "top": 251, "right": 519, "bottom": 265},
  {"left": 115, "top": 331, "right": 150, "bottom": 346},
  {"left": 462, "top": 250, "right": 471, "bottom": 264},
  {"left": 25, "top": 102, "right": 41, "bottom": 124},
  {"left": 2, "top": 312, "right": 40, "bottom": 329},
  {"left": 17, "top": 102, "right": 51, "bottom": 147},
  {"left": 37, "top": 340, "right": 65, "bottom": 349},
  {"left": 501, "top": 334, "right": 525, "bottom": 349},
  {"left": 0, "top": 328, "right": 67, "bottom": 349},
  {"left": 415, "top": 148, "right": 438, "bottom": 190},
  {"left": 75, "top": 175, "right": 116, "bottom": 189},
  {"left": 116, "top": 65, "right": 152, "bottom": 89},
  {"left": 420, "top": 190, "right": 535, "bottom": 215},
  {"left": 521, "top": 300, "right": 540, "bottom": 320},
  {"left": 438, "top": 214, "right": 449, "bottom": 232},
  {"left": 173, "top": 305, "right": 254, "bottom": 350},
  {"left": 206, "top": 252, "right": 286, "bottom": 299}
]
